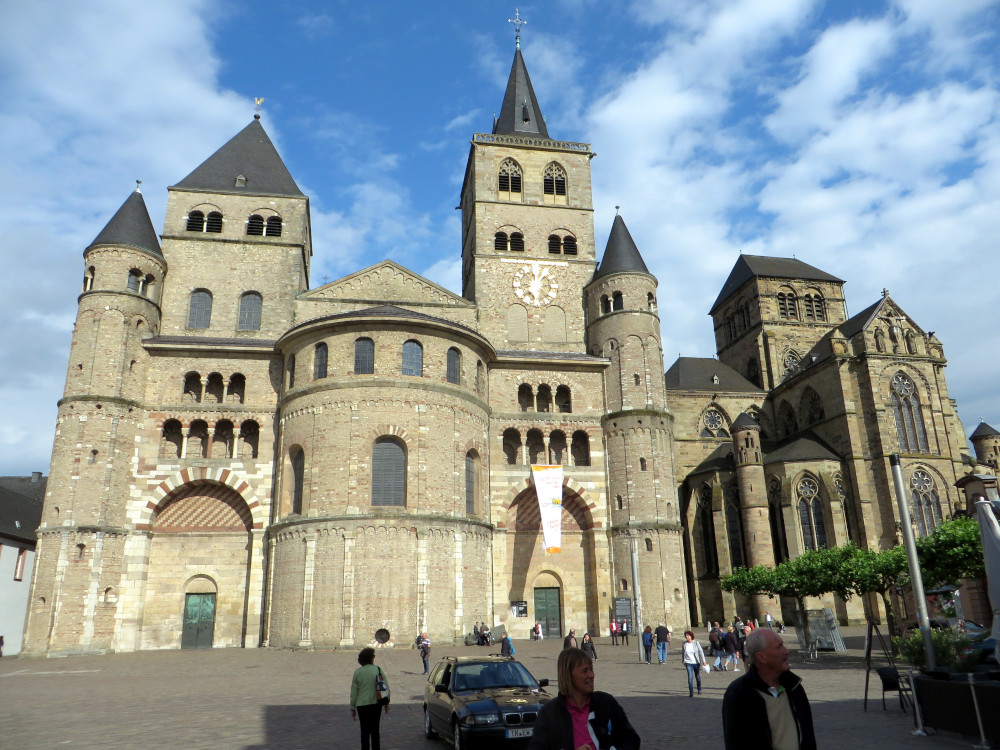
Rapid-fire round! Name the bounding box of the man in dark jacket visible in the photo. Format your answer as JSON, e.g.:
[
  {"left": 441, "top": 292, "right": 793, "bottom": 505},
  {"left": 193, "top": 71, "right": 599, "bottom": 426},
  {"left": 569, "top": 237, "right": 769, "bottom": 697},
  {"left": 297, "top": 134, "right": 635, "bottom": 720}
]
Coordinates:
[
  {"left": 562, "top": 629, "right": 578, "bottom": 650},
  {"left": 722, "top": 629, "right": 815, "bottom": 750}
]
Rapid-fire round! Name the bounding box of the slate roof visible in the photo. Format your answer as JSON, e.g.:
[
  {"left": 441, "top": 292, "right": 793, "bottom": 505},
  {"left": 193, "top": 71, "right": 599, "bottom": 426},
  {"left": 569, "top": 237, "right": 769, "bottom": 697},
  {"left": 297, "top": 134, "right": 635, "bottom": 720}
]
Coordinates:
[
  {"left": 732, "top": 412, "right": 759, "bottom": 430},
  {"left": 839, "top": 298, "right": 885, "bottom": 339},
  {"left": 763, "top": 431, "right": 841, "bottom": 465},
  {"left": 691, "top": 443, "right": 735, "bottom": 474},
  {"left": 145, "top": 336, "right": 277, "bottom": 349},
  {"left": 710, "top": 255, "right": 843, "bottom": 314},
  {"left": 971, "top": 422, "right": 1000, "bottom": 439},
  {"left": 87, "top": 189, "right": 162, "bottom": 258},
  {"left": 172, "top": 118, "right": 303, "bottom": 197},
  {"left": 664, "top": 357, "right": 763, "bottom": 393},
  {"left": 496, "top": 349, "right": 607, "bottom": 363},
  {"left": 592, "top": 215, "right": 649, "bottom": 281},
  {"left": 288, "top": 305, "right": 487, "bottom": 342},
  {"left": 493, "top": 48, "right": 550, "bottom": 139},
  {"left": 0, "top": 476, "right": 45, "bottom": 544}
]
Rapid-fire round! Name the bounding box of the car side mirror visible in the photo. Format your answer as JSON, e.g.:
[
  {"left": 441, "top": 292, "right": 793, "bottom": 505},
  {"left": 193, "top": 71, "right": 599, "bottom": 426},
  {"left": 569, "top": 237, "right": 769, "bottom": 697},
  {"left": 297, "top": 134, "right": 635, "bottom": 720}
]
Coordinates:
[
  {"left": 537, "top": 679, "right": 549, "bottom": 687},
  {"left": 435, "top": 684, "right": 449, "bottom": 693}
]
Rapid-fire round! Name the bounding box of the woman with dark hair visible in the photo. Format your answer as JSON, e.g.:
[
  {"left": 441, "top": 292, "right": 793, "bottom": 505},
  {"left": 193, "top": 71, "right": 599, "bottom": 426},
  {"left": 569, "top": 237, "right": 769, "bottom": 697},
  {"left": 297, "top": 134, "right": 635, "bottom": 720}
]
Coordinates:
[
  {"left": 641, "top": 625, "right": 653, "bottom": 664},
  {"left": 528, "top": 647, "right": 640, "bottom": 750},
  {"left": 581, "top": 632, "right": 598, "bottom": 661},
  {"left": 350, "top": 647, "right": 389, "bottom": 750},
  {"left": 681, "top": 630, "right": 708, "bottom": 697}
]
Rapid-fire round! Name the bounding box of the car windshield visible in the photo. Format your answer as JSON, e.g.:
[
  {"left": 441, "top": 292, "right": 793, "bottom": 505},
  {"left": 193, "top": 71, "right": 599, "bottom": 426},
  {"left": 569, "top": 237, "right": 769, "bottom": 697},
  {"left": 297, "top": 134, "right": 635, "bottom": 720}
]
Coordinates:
[{"left": 452, "top": 661, "right": 538, "bottom": 691}]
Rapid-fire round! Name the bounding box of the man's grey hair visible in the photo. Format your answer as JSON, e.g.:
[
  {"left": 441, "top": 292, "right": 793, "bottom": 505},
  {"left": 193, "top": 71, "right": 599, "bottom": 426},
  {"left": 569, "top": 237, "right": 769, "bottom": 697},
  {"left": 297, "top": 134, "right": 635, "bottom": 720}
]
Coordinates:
[{"left": 744, "top": 628, "right": 772, "bottom": 667}]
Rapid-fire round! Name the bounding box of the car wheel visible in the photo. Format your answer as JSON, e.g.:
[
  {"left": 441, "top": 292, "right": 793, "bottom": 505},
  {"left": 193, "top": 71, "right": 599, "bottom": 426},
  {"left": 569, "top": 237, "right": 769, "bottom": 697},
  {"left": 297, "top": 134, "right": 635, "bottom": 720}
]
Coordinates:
[
  {"left": 424, "top": 707, "right": 436, "bottom": 739},
  {"left": 453, "top": 720, "right": 463, "bottom": 750}
]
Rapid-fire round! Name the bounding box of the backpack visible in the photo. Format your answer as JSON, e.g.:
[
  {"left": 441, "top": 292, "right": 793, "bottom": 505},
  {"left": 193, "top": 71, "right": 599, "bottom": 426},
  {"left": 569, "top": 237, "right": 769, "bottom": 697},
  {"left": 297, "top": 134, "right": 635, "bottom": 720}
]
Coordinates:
[{"left": 709, "top": 629, "right": 720, "bottom": 645}]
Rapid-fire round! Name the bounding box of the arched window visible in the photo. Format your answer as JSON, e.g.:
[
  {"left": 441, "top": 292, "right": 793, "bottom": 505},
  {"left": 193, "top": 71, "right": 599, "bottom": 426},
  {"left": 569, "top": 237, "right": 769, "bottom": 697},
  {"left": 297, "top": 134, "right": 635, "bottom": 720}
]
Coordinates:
[
  {"left": 536, "top": 384, "right": 552, "bottom": 412},
  {"left": 910, "top": 469, "right": 942, "bottom": 537},
  {"left": 205, "top": 211, "right": 223, "bottom": 233},
  {"left": 612, "top": 291, "right": 624, "bottom": 311},
  {"left": 639, "top": 457, "right": 648, "bottom": 471},
  {"left": 503, "top": 428, "right": 522, "bottom": 465},
  {"left": 797, "top": 476, "right": 826, "bottom": 550},
  {"left": 127, "top": 269, "right": 141, "bottom": 292},
  {"left": 446, "top": 348, "right": 461, "bottom": 384},
  {"left": 645, "top": 538, "right": 654, "bottom": 552},
  {"left": 549, "top": 430, "right": 567, "bottom": 464},
  {"left": 781, "top": 351, "right": 800, "bottom": 380},
  {"left": 616, "top": 494, "right": 624, "bottom": 510},
  {"left": 891, "top": 372, "right": 929, "bottom": 452},
  {"left": 186, "top": 210, "right": 205, "bottom": 232},
  {"left": 287, "top": 354, "right": 295, "bottom": 389},
  {"left": 571, "top": 431, "right": 590, "bottom": 466},
  {"left": 247, "top": 215, "right": 264, "bottom": 236},
  {"left": 205, "top": 372, "right": 224, "bottom": 403},
  {"left": 778, "top": 401, "right": 796, "bottom": 437},
  {"left": 402, "top": 340, "right": 423, "bottom": 376},
  {"left": 543, "top": 162, "right": 567, "bottom": 199},
  {"left": 188, "top": 290, "right": 212, "bottom": 329},
  {"left": 777, "top": 290, "right": 798, "bottom": 319},
  {"left": 526, "top": 429, "right": 545, "bottom": 464},
  {"left": 237, "top": 291, "right": 263, "bottom": 331},
  {"left": 228, "top": 373, "right": 246, "bottom": 404},
  {"left": 803, "top": 292, "right": 825, "bottom": 321},
  {"left": 647, "top": 292, "right": 657, "bottom": 312},
  {"left": 518, "top": 384, "right": 534, "bottom": 412},
  {"left": 601, "top": 295, "right": 611, "bottom": 314},
  {"left": 725, "top": 485, "right": 745, "bottom": 569},
  {"left": 160, "top": 420, "right": 183, "bottom": 459},
  {"left": 183, "top": 372, "right": 202, "bottom": 402},
  {"left": 548, "top": 235, "right": 561, "bottom": 254},
  {"left": 465, "top": 451, "right": 479, "bottom": 514},
  {"left": 290, "top": 447, "right": 305, "bottom": 515},
  {"left": 188, "top": 420, "right": 208, "bottom": 459},
  {"left": 354, "top": 338, "right": 374, "bottom": 374},
  {"left": 508, "top": 304, "right": 528, "bottom": 341},
  {"left": 509, "top": 232, "right": 524, "bottom": 252},
  {"left": 476, "top": 361, "right": 485, "bottom": 395},
  {"left": 801, "top": 387, "right": 825, "bottom": 425},
  {"left": 494, "top": 231, "right": 508, "bottom": 251},
  {"left": 498, "top": 159, "right": 522, "bottom": 198},
  {"left": 555, "top": 385, "right": 571, "bottom": 413},
  {"left": 834, "top": 474, "right": 855, "bottom": 542},
  {"left": 212, "top": 419, "right": 234, "bottom": 459},
  {"left": 314, "top": 343, "right": 328, "bottom": 380},
  {"left": 701, "top": 408, "right": 729, "bottom": 438},
  {"left": 699, "top": 486, "right": 719, "bottom": 576},
  {"left": 265, "top": 216, "right": 282, "bottom": 237},
  {"left": 563, "top": 236, "right": 577, "bottom": 255},
  {"left": 239, "top": 419, "right": 259, "bottom": 458},
  {"left": 372, "top": 437, "right": 406, "bottom": 506},
  {"left": 767, "top": 477, "right": 788, "bottom": 563}
]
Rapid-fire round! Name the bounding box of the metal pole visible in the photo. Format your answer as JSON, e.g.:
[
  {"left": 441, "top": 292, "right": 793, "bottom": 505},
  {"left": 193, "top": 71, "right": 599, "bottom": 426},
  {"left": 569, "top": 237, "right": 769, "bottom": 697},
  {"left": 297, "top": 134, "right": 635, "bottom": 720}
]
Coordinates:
[
  {"left": 889, "top": 454, "right": 935, "bottom": 671},
  {"left": 630, "top": 535, "right": 644, "bottom": 663}
]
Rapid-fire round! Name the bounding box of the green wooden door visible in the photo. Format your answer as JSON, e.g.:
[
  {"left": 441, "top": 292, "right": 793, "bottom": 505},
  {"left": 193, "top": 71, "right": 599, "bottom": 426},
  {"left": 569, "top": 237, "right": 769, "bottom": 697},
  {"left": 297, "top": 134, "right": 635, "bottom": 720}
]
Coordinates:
[
  {"left": 533, "top": 587, "right": 561, "bottom": 639},
  {"left": 181, "top": 593, "right": 216, "bottom": 649}
]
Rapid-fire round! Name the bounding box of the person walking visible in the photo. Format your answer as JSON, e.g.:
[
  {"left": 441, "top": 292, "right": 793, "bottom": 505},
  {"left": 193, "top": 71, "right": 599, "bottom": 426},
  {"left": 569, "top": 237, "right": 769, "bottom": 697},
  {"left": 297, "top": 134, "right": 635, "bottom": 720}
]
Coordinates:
[
  {"left": 563, "top": 629, "right": 578, "bottom": 650},
  {"left": 681, "top": 630, "right": 708, "bottom": 697},
  {"left": 723, "top": 628, "right": 816, "bottom": 750},
  {"left": 610, "top": 619, "right": 619, "bottom": 646},
  {"left": 765, "top": 611, "right": 774, "bottom": 629},
  {"left": 527, "top": 647, "right": 640, "bottom": 750},
  {"left": 641, "top": 626, "right": 654, "bottom": 664},
  {"left": 350, "top": 647, "right": 390, "bottom": 750},
  {"left": 709, "top": 622, "right": 725, "bottom": 670},
  {"left": 620, "top": 619, "right": 630, "bottom": 646},
  {"left": 722, "top": 626, "right": 740, "bottom": 671},
  {"left": 581, "top": 632, "right": 598, "bottom": 661},
  {"left": 418, "top": 632, "right": 431, "bottom": 675},
  {"left": 654, "top": 622, "right": 671, "bottom": 664}
]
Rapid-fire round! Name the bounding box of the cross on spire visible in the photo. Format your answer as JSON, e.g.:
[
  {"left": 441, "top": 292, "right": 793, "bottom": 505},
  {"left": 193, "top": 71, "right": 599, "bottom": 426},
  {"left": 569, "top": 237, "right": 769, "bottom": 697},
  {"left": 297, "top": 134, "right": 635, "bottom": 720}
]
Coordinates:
[{"left": 509, "top": 8, "right": 526, "bottom": 48}]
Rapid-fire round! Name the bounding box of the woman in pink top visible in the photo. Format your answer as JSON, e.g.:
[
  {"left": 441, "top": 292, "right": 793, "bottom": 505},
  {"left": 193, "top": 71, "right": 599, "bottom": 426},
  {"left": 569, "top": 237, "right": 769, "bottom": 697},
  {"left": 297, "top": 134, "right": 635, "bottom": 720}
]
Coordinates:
[{"left": 527, "top": 647, "right": 640, "bottom": 750}]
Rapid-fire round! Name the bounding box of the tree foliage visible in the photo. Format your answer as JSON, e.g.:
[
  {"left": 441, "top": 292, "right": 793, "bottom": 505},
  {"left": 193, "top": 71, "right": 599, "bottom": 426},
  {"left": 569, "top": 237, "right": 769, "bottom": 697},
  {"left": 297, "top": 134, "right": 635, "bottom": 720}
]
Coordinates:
[{"left": 914, "top": 517, "right": 985, "bottom": 587}]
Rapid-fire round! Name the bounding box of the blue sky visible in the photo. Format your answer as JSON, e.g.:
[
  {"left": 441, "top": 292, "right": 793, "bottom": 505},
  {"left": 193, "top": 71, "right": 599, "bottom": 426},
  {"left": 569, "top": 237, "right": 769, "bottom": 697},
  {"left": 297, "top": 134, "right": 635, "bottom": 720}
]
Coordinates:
[{"left": 1, "top": 0, "right": 998, "bottom": 475}]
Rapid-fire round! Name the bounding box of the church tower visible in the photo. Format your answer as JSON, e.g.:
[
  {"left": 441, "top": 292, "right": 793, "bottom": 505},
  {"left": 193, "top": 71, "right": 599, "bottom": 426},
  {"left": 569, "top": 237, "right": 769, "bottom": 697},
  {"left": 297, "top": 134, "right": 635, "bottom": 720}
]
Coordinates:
[
  {"left": 971, "top": 422, "right": 1000, "bottom": 472},
  {"left": 585, "top": 215, "right": 687, "bottom": 627},
  {"left": 730, "top": 411, "right": 772, "bottom": 618},
  {"left": 24, "top": 187, "right": 165, "bottom": 652}
]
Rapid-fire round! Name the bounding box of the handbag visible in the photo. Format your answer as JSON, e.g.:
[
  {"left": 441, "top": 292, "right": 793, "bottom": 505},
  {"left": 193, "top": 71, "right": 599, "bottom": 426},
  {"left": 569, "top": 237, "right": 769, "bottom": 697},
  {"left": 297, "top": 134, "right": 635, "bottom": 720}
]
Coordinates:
[
  {"left": 375, "top": 667, "right": 390, "bottom": 704},
  {"left": 701, "top": 664, "right": 711, "bottom": 675}
]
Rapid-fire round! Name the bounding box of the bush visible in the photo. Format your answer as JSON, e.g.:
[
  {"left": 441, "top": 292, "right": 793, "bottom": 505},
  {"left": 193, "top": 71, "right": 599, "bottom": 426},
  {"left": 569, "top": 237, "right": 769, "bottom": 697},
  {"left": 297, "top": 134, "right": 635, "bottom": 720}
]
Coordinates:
[{"left": 893, "top": 629, "right": 975, "bottom": 672}]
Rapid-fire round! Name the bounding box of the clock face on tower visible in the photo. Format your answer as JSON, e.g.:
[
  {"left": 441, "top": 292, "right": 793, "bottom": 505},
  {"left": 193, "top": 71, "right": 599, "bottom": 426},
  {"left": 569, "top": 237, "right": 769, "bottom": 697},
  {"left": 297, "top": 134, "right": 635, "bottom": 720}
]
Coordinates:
[{"left": 512, "top": 263, "right": 558, "bottom": 307}]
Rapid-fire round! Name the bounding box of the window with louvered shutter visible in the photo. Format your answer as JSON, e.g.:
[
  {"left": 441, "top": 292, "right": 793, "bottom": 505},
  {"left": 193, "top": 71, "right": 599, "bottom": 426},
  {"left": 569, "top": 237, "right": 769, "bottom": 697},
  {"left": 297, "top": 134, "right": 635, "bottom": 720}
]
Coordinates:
[
  {"left": 206, "top": 211, "right": 223, "bottom": 233},
  {"left": 372, "top": 438, "right": 406, "bottom": 506},
  {"left": 186, "top": 211, "right": 205, "bottom": 232},
  {"left": 265, "top": 216, "right": 282, "bottom": 236},
  {"left": 247, "top": 215, "right": 264, "bottom": 235}
]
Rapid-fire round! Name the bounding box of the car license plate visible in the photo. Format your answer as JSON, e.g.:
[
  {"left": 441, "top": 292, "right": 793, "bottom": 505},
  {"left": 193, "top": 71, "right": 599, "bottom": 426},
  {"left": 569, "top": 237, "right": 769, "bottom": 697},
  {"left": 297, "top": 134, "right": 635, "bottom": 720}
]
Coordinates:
[{"left": 506, "top": 727, "right": 533, "bottom": 739}]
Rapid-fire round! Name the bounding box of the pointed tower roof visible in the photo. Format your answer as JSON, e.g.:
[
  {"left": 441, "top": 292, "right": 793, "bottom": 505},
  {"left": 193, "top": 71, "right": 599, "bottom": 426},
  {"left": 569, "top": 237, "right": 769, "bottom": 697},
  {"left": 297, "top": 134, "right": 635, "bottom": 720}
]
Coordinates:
[
  {"left": 493, "top": 48, "right": 550, "bottom": 139},
  {"left": 732, "top": 412, "right": 760, "bottom": 431},
  {"left": 172, "top": 117, "right": 303, "bottom": 197},
  {"left": 593, "top": 214, "right": 650, "bottom": 280},
  {"left": 709, "top": 255, "right": 843, "bottom": 314},
  {"left": 971, "top": 422, "right": 1000, "bottom": 439},
  {"left": 87, "top": 187, "right": 162, "bottom": 258}
]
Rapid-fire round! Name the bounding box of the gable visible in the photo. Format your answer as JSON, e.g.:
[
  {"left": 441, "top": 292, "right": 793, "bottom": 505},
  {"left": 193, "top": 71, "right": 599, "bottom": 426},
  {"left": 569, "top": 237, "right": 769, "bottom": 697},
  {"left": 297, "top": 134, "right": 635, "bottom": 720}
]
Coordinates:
[
  {"left": 839, "top": 296, "right": 926, "bottom": 339},
  {"left": 301, "top": 260, "right": 473, "bottom": 308}
]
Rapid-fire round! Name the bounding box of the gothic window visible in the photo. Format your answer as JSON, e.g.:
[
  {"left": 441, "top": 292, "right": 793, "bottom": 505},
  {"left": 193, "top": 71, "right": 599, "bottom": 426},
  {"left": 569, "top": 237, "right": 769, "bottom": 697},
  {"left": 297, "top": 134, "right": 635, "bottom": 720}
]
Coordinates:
[
  {"left": 803, "top": 292, "right": 825, "bottom": 321},
  {"left": 571, "top": 431, "right": 590, "bottom": 466},
  {"left": 509, "top": 232, "right": 525, "bottom": 252},
  {"left": 160, "top": 420, "right": 183, "bottom": 459},
  {"left": 265, "top": 216, "right": 282, "bottom": 237},
  {"left": 536, "top": 384, "right": 552, "bottom": 412},
  {"left": 797, "top": 477, "right": 827, "bottom": 550},
  {"left": 205, "top": 211, "right": 223, "bottom": 233},
  {"left": 494, "top": 231, "right": 508, "bottom": 251},
  {"left": 802, "top": 388, "right": 825, "bottom": 425},
  {"left": 354, "top": 338, "right": 374, "bottom": 374},
  {"left": 555, "top": 385, "right": 572, "bottom": 413},
  {"left": 371, "top": 437, "right": 406, "bottom": 506},
  {"left": 289, "top": 446, "right": 305, "bottom": 514},
  {"left": 518, "top": 384, "right": 534, "bottom": 412},
  {"left": 447, "top": 347, "right": 461, "bottom": 385},
  {"left": 247, "top": 214, "right": 263, "bottom": 235},
  {"left": 526, "top": 429, "right": 545, "bottom": 464},
  {"left": 834, "top": 473, "right": 855, "bottom": 542},
  {"left": 402, "top": 340, "right": 423, "bottom": 376},
  {"left": 237, "top": 291, "right": 263, "bottom": 331},
  {"left": 186, "top": 210, "right": 206, "bottom": 232},
  {"left": 725, "top": 485, "right": 746, "bottom": 569},
  {"left": 543, "top": 162, "right": 567, "bottom": 199},
  {"left": 778, "top": 401, "right": 797, "bottom": 437},
  {"left": 498, "top": 159, "right": 522, "bottom": 198},
  {"left": 127, "top": 269, "right": 141, "bottom": 292},
  {"left": 187, "top": 290, "right": 213, "bottom": 329},
  {"left": 910, "top": 469, "right": 943, "bottom": 537},
  {"left": 549, "top": 430, "right": 567, "bottom": 464},
  {"left": 701, "top": 408, "right": 728, "bottom": 438},
  {"left": 612, "top": 291, "right": 624, "bottom": 311},
  {"left": 503, "top": 428, "right": 522, "bottom": 465},
  {"left": 767, "top": 477, "right": 789, "bottom": 563},
  {"left": 781, "top": 351, "right": 800, "bottom": 380},
  {"left": 698, "top": 485, "right": 719, "bottom": 576},
  {"left": 314, "top": 343, "right": 328, "bottom": 380},
  {"left": 465, "top": 451, "right": 479, "bottom": 514},
  {"left": 890, "top": 372, "right": 929, "bottom": 452}
]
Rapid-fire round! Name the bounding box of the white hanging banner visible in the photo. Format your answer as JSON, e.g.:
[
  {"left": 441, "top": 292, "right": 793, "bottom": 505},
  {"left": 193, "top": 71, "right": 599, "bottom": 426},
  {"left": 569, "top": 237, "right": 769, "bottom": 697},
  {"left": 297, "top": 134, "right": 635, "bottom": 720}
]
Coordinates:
[{"left": 532, "top": 465, "right": 564, "bottom": 554}]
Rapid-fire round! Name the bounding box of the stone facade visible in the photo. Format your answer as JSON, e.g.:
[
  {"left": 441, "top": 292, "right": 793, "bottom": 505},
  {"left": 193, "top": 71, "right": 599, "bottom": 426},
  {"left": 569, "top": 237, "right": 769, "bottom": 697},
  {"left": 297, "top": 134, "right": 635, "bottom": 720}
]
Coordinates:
[{"left": 23, "top": 48, "right": 989, "bottom": 655}]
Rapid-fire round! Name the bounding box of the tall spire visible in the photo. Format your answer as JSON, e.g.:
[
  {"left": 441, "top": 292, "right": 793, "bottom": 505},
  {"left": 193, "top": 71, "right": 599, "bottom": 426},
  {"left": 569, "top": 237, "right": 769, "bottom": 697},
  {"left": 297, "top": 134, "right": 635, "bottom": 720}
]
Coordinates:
[
  {"left": 594, "top": 214, "right": 649, "bottom": 280},
  {"left": 87, "top": 188, "right": 162, "bottom": 258},
  {"left": 493, "top": 10, "right": 549, "bottom": 139}
]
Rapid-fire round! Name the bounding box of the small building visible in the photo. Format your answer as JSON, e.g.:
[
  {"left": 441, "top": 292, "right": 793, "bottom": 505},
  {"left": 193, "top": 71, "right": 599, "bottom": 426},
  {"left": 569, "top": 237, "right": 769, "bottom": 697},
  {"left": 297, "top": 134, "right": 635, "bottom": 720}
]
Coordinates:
[{"left": 0, "top": 473, "right": 45, "bottom": 655}]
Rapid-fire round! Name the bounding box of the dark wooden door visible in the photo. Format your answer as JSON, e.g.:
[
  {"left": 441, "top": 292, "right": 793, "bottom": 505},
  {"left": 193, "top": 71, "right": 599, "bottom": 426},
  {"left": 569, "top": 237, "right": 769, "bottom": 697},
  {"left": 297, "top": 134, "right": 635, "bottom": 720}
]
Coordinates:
[
  {"left": 181, "top": 593, "right": 216, "bottom": 649},
  {"left": 533, "top": 587, "right": 561, "bottom": 639}
]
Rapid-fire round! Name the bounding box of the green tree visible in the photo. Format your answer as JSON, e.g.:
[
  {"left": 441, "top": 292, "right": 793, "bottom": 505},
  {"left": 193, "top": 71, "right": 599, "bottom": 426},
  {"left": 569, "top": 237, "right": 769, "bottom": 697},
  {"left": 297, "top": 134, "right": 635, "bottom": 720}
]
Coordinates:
[
  {"left": 840, "top": 544, "right": 907, "bottom": 641},
  {"left": 915, "top": 517, "right": 985, "bottom": 588}
]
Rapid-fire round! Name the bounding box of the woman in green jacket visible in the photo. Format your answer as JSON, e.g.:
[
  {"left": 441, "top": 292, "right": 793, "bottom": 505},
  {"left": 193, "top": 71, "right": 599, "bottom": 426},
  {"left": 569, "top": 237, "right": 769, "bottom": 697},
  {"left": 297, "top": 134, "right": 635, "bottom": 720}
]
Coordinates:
[{"left": 350, "top": 647, "right": 389, "bottom": 750}]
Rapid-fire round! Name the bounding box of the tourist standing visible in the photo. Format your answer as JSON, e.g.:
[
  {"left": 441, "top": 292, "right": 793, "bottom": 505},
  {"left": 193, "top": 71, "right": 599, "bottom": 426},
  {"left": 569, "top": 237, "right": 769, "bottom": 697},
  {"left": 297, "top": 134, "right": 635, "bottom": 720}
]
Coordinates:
[
  {"left": 350, "top": 647, "right": 389, "bottom": 750},
  {"left": 610, "top": 619, "right": 618, "bottom": 645},
  {"left": 620, "top": 619, "right": 630, "bottom": 646},
  {"left": 563, "top": 629, "right": 578, "bottom": 650},
  {"left": 641, "top": 626, "right": 653, "bottom": 664},
  {"left": 418, "top": 632, "right": 431, "bottom": 675},
  {"left": 581, "top": 632, "right": 598, "bottom": 661}
]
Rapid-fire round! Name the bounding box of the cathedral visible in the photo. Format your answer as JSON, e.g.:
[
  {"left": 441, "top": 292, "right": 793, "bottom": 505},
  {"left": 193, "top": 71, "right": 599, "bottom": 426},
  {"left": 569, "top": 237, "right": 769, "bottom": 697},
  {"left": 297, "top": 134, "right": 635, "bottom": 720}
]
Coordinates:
[{"left": 23, "top": 39, "right": 996, "bottom": 654}]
